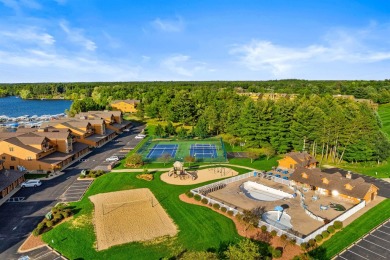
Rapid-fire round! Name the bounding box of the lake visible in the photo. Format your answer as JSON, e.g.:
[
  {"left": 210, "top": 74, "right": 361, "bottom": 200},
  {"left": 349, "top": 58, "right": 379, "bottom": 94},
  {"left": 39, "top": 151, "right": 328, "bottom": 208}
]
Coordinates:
[{"left": 0, "top": 96, "right": 72, "bottom": 117}]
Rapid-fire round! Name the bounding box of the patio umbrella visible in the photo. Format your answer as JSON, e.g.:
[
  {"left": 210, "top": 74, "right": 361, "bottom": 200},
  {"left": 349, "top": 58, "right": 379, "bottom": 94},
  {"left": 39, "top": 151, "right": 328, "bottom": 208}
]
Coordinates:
[{"left": 274, "top": 206, "right": 284, "bottom": 221}]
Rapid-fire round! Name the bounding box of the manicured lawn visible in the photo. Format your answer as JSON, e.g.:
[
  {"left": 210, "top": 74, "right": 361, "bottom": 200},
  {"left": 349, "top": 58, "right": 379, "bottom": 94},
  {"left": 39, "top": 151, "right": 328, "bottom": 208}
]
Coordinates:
[
  {"left": 228, "top": 156, "right": 280, "bottom": 171},
  {"left": 309, "top": 199, "right": 390, "bottom": 259},
  {"left": 42, "top": 169, "right": 247, "bottom": 259},
  {"left": 378, "top": 103, "right": 390, "bottom": 137}
]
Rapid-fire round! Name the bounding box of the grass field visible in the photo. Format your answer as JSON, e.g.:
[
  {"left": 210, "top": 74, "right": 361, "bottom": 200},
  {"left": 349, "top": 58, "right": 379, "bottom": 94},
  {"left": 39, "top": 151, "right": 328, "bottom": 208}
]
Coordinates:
[
  {"left": 309, "top": 199, "right": 390, "bottom": 259},
  {"left": 42, "top": 167, "right": 251, "bottom": 259}
]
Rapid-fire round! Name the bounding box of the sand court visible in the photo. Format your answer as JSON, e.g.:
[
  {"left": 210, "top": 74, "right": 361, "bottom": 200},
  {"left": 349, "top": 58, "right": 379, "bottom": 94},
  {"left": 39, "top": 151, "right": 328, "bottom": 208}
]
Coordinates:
[
  {"left": 90, "top": 188, "right": 177, "bottom": 251},
  {"left": 160, "top": 167, "right": 238, "bottom": 185}
]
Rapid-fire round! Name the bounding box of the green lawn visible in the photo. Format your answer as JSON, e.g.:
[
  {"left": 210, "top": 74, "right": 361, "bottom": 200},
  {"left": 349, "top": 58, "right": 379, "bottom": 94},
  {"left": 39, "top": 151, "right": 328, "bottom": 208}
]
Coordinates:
[
  {"left": 228, "top": 156, "right": 280, "bottom": 171},
  {"left": 309, "top": 199, "right": 390, "bottom": 259},
  {"left": 379, "top": 103, "right": 390, "bottom": 137},
  {"left": 43, "top": 168, "right": 250, "bottom": 259}
]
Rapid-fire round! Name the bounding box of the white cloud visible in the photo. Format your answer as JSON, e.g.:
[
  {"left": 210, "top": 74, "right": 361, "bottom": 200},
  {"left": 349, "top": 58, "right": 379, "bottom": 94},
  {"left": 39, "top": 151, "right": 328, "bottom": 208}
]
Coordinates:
[
  {"left": 0, "top": 0, "right": 40, "bottom": 11},
  {"left": 59, "top": 20, "right": 97, "bottom": 51},
  {"left": 0, "top": 27, "right": 55, "bottom": 45},
  {"left": 0, "top": 48, "right": 140, "bottom": 82},
  {"left": 161, "top": 54, "right": 207, "bottom": 77},
  {"left": 230, "top": 25, "right": 390, "bottom": 76},
  {"left": 151, "top": 17, "right": 184, "bottom": 32}
]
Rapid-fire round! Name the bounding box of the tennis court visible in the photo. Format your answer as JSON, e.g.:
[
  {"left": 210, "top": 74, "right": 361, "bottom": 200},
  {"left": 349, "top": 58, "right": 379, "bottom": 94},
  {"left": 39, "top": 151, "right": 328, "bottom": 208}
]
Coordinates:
[
  {"left": 138, "top": 138, "right": 227, "bottom": 163},
  {"left": 146, "top": 144, "right": 178, "bottom": 159},
  {"left": 190, "top": 144, "right": 218, "bottom": 159}
]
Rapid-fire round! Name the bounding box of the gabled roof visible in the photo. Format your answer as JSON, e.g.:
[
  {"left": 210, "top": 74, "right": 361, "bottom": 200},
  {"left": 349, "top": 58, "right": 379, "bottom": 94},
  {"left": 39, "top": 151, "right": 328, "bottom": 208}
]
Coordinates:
[
  {"left": 291, "top": 166, "right": 376, "bottom": 199},
  {"left": 282, "top": 152, "right": 318, "bottom": 167},
  {"left": 0, "top": 169, "right": 25, "bottom": 191}
]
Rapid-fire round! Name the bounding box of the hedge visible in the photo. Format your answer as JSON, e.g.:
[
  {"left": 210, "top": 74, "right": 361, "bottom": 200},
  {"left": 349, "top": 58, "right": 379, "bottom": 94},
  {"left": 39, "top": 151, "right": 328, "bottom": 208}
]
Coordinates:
[
  {"left": 213, "top": 203, "right": 220, "bottom": 210},
  {"left": 194, "top": 194, "right": 201, "bottom": 201},
  {"left": 201, "top": 198, "right": 208, "bottom": 204},
  {"left": 315, "top": 234, "right": 323, "bottom": 243},
  {"left": 333, "top": 221, "right": 343, "bottom": 230}
]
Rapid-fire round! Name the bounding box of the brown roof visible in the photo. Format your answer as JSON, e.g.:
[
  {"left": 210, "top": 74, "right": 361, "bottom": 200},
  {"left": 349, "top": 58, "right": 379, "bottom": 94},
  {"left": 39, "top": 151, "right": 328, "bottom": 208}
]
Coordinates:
[
  {"left": 38, "top": 142, "right": 89, "bottom": 165},
  {"left": 284, "top": 152, "right": 318, "bottom": 167},
  {"left": 291, "top": 167, "right": 376, "bottom": 199},
  {"left": 0, "top": 169, "right": 25, "bottom": 191}
]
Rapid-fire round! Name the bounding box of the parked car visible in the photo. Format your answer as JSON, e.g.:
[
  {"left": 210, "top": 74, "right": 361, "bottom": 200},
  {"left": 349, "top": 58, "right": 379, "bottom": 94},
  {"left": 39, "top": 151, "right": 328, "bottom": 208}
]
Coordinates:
[
  {"left": 113, "top": 154, "right": 125, "bottom": 159},
  {"left": 137, "top": 134, "right": 146, "bottom": 137},
  {"left": 105, "top": 156, "right": 119, "bottom": 162},
  {"left": 135, "top": 134, "right": 146, "bottom": 139},
  {"left": 123, "top": 129, "right": 130, "bottom": 132},
  {"left": 21, "top": 179, "right": 42, "bottom": 188}
]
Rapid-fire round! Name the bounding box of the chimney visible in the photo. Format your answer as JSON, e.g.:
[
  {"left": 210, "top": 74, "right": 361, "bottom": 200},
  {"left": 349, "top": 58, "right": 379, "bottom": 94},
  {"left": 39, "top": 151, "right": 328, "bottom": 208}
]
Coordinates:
[{"left": 346, "top": 171, "right": 352, "bottom": 179}]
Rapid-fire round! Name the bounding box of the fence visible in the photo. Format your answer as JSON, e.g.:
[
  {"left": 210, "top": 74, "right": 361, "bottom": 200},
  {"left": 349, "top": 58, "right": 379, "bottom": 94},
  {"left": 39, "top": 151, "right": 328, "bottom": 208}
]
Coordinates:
[{"left": 191, "top": 171, "right": 367, "bottom": 245}]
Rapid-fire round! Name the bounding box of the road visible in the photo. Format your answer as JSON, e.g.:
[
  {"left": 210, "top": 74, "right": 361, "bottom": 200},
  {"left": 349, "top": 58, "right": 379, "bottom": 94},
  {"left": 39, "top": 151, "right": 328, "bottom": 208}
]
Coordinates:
[{"left": 0, "top": 123, "right": 145, "bottom": 260}]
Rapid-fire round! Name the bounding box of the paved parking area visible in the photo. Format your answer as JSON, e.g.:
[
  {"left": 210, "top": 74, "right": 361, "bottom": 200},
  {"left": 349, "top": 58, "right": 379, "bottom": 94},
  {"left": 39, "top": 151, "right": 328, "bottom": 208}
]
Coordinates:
[
  {"left": 335, "top": 219, "right": 390, "bottom": 260},
  {"left": 60, "top": 180, "right": 93, "bottom": 202},
  {"left": 19, "top": 245, "right": 65, "bottom": 260}
]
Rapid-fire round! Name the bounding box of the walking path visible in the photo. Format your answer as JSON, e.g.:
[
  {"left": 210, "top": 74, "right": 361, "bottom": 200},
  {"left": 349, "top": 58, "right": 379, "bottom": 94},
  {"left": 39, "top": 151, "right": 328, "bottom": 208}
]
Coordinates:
[{"left": 111, "top": 163, "right": 259, "bottom": 173}]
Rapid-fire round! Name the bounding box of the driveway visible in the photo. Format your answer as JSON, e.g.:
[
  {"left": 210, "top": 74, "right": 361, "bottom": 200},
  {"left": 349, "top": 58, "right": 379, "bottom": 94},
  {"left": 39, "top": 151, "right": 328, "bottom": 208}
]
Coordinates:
[
  {"left": 322, "top": 168, "right": 390, "bottom": 198},
  {"left": 0, "top": 123, "right": 145, "bottom": 259}
]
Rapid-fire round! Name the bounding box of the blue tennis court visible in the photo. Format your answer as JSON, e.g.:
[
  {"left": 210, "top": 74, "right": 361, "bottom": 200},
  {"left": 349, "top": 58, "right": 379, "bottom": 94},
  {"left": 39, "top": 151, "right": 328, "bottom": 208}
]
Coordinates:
[
  {"left": 146, "top": 144, "right": 178, "bottom": 159},
  {"left": 190, "top": 144, "right": 217, "bottom": 158}
]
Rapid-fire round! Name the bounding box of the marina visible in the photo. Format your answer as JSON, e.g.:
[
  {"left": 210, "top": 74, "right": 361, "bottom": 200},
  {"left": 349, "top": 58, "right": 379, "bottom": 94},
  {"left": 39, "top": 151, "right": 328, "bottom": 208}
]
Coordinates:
[{"left": 0, "top": 113, "right": 67, "bottom": 129}]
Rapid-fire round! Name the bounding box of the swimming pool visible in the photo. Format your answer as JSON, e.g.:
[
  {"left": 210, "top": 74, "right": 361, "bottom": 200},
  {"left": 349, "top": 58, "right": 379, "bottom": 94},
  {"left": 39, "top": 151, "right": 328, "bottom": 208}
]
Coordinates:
[
  {"left": 262, "top": 211, "right": 293, "bottom": 230},
  {"left": 240, "top": 181, "right": 293, "bottom": 201}
]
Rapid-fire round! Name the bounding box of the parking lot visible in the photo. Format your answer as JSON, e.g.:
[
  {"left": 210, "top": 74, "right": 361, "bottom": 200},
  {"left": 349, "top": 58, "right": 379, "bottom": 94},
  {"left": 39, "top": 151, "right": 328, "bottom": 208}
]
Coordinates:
[
  {"left": 60, "top": 179, "right": 93, "bottom": 202},
  {"left": 19, "top": 245, "right": 65, "bottom": 260},
  {"left": 336, "top": 219, "right": 390, "bottom": 259}
]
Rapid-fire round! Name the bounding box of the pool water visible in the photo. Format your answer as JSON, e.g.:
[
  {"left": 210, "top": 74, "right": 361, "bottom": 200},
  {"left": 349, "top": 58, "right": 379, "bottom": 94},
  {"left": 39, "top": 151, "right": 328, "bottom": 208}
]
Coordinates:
[{"left": 240, "top": 181, "right": 294, "bottom": 201}]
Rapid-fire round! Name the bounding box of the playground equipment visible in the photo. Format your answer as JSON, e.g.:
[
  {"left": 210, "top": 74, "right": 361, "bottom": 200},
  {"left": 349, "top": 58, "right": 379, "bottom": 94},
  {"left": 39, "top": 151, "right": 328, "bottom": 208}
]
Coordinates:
[{"left": 168, "top": 161, "right": 197, "bottom": 180}]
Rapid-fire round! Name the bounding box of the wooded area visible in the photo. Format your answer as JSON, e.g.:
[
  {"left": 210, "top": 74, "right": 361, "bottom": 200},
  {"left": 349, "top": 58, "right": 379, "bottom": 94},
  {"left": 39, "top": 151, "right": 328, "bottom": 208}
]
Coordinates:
[{"left": 1, "top": 80, "right": 389, "bottom": 163}]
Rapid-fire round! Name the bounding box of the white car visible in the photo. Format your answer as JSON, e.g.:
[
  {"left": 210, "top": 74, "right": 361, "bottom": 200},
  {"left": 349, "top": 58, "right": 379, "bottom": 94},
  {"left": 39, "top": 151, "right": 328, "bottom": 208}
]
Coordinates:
[
  {"left": 105, "top": 156, "right": 119, "bottom": 162},
  {"left": 135, "top": 135, "right": 145, "bottom": 139},
  {"left": 21, "top": 179, "right": 42, "bottom": 188},
  {"left": 123, "top": 129, "right": 130, "bottom": 132}
]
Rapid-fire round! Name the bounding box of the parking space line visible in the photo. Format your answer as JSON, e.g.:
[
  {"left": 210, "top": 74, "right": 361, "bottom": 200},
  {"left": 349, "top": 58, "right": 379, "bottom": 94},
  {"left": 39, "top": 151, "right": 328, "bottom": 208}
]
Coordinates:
[
  {"left": 337, "top": 255, "right": 349, "bottom": 260},
  {"left": 355, "top": 244, "right": 386, "bottom": 258},
  {"left": 363, "top": 238, "right": 390, "bottom": 252},
  {"left": 371, "top": 234, "right": 390, "bottom": 243},
  {"left": 377, "top": 229, "right": 390, "bottom": 236},
  {"left": 348, "top": 250, "right": 369, "bottom": 259}
]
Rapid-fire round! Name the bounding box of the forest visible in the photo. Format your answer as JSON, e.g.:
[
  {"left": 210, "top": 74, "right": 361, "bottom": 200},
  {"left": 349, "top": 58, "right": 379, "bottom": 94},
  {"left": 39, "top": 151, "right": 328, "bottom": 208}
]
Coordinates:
[{"left": 0, "top": 80, "right": 389, "bottom": 163}]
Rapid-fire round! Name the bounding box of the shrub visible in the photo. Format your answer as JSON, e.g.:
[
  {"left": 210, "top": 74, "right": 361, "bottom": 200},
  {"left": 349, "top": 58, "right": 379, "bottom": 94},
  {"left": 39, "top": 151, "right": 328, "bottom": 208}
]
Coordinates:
[
  {"left": 327, "top": 226, "right": 335, "bottom": 234},
  {"left": 270, "top": 230, "right": 277, "bottom": 237},
  {"left": 220, "top": 207, "right": 227, "bottom": 213},
  {"left": 227, "top": 210, "right": 234, "bottom": 216},
  {"left": 185, "top": 191, "right": 194, "bottom": 198},
  {"left": 300, "top": 242, "right": 308, "bottom": 251},
  {"left": 194, "top": 194, "right": 201, "bottom": 201},
  {"left": 46, "top": 220, "right": 54, "bottom": 228},
  {"left": 280, "top": 234, "right": 288, "bottom": 241},
  {"left": 308, "top": 239, "right": 316, "bottom": 247},
  {"left": 79, "top": 175, "right": 85, "bottom": 179},
  {"left": 289, "top": 238, "right": 297, "bottom": 245},
  {"left": 32, "top": 228, "right": 40, "bottom": 236},
  {"left": 235, "top": 213, "right": 243, "bottom": 221},
  {"left": 213, "top": 203, "right": 220, "bottom": 210},
  {"left": 261, "top": 225, "right": 268, "bottom": 232},
  {"left": 53, "top": 213, "right": 63, "bottom": 220},
  {"left": 272, "top": 249, "right": 282, "bottom": 258},
  {"left": 322, "top": 231, "right": 330, "bottom": 239},
  {"left": 333, "top": 221, "right": 343, "bottom": 229},
  {"left": 315, "top": 234, "right": 323, "bottom": 243},
  {"left": 201, "top": 198, "right": 208, "bottom": 204},
  {"left": 61, "top": 211, "right": 70, "bottom": 218}
]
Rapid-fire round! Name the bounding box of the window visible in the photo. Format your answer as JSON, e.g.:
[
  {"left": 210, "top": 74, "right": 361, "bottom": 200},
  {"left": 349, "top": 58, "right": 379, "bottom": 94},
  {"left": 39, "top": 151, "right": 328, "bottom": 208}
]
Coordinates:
[
  {"left": 1, "top": 156, "right": 5, "bottom": 160},
  {"left": 27, "top": 157, "right": 32, "bottom": 161},
  {"left": 9, "top": 147, "right": 14, "bottom": 152},
  {"left": 10, "top": 166, "right": 15, "bottom": 170},
  {"left": 11, "top": 157, "right": 16, "bottom": 161}
]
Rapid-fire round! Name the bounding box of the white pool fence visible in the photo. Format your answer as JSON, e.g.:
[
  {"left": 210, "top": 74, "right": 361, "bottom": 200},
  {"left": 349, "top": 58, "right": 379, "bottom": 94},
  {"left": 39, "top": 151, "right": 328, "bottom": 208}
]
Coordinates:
[{"left": 190, "top": 171, "right": 366, "bottom": 245}]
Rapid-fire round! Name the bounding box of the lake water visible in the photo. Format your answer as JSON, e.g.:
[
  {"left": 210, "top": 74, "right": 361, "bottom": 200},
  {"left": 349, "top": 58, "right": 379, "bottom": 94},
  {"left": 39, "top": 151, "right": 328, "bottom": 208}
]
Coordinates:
[{"left": 0, "top": 96, "right": 72, "bottom": 117}]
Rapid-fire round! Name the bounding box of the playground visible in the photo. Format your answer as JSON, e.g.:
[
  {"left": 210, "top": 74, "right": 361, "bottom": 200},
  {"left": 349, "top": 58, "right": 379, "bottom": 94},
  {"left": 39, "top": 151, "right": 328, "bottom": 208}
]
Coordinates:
[
  {"left": 137, "top": 139, "right": 227, "bottom": 163},
  {"left": 89, "top": 188, "right": 177, "bottom": 251},
  {"left": 160, "top": 162, "right": 238, "bottom": 185}
]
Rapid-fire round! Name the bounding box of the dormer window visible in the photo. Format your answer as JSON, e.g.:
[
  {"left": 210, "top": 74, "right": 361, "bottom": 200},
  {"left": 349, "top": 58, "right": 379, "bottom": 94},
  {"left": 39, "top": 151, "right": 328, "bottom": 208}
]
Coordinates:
[
  {"left": 345, "top": 183, "right": 353, "bottom": 190},
  {"left": 302, "top": 172, "right": 308, "bottom": 179},
  {"left": 322, "top": 178, "right": 329, "bottom": 184}
]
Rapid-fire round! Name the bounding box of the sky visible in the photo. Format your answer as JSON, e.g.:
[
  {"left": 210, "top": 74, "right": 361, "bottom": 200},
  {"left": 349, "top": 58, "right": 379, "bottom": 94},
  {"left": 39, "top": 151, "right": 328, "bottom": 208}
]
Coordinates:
[{"left": 1, "top": 0, "right": 390, "bottom": 82}]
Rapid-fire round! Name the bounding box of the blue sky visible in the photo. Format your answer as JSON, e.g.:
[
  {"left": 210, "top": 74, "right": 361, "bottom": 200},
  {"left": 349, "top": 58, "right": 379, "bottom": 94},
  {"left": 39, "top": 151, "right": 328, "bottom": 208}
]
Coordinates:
[{"left": 1, "top": 0, "right": 390, "bottom": 82}]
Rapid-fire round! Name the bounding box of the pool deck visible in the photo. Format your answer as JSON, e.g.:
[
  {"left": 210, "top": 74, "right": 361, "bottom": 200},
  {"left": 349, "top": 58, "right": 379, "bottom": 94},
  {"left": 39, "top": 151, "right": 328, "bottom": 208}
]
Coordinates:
[{"left": 208, "top": 176, "right": 356, "bottom": 236}]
